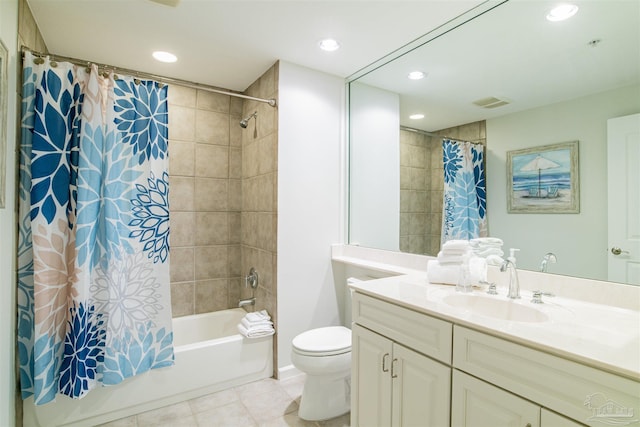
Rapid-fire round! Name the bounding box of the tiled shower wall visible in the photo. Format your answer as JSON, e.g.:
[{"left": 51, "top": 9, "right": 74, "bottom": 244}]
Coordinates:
[
  {"left": 399, "top": 120, "right": 486, "bottom": 256},
  {"left": 168, "top": 86, "right": 245, "bottom": 317},
  {"left": 239, "top": 63, "right": 279, "bottom": 325},
  {"left": 167, "top": 63, "right": 279, "bottom": 320}
]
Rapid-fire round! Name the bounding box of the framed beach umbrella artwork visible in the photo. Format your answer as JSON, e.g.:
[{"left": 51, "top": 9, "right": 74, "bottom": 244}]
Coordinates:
[{"left": 507, "top": 141, "right": 580, "bottom": 213}]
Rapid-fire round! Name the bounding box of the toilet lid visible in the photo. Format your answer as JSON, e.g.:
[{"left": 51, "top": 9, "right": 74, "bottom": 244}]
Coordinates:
[{"left": 292, "top": 326, "right": 351, "bottom": 356}]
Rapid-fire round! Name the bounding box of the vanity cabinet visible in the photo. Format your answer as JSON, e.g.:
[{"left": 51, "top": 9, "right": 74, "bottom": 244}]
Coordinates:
[
  {"left": 351, "top": 291, "right": 639, "bottom": 427},
  {"left": 452, "top": 370, "right": 587, "bottom": 427},
  {"left": 351, "top": 293, "right": 452, "bottom": 427},
  {"left": 452, "top": 369, "right": 540, "bottom": 427}
]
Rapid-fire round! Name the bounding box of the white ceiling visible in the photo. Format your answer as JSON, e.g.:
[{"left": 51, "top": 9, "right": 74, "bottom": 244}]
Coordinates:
[
  {"left": 26, "top": 0, "right": 486, "bottom": 92},
  {"left": 356, "top": 0, "right": 640, "bottom": 131}
]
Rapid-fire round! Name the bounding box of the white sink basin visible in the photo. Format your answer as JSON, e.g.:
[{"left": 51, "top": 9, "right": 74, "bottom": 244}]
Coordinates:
[{"left": 444, "top": 293, "right": 549, "bottom": 323}]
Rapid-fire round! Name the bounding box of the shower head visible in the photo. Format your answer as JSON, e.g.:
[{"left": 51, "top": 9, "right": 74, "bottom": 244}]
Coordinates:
[{"left": 240, "top": 111, "right": 257, "bottom": 128}]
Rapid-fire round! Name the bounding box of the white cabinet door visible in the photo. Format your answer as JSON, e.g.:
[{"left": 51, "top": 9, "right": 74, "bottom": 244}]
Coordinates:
[
  {"left": 452, "top": 370, "right": 540, "bottom": 427},
  {"left": 391, "top": 343, "right": 451, "bottom": 427},
  {"left": 541, "top": 409, "right": 586, "bottom": 427},
  {"left": 352, "top": 323, "right": 393, "bottom": 427}
]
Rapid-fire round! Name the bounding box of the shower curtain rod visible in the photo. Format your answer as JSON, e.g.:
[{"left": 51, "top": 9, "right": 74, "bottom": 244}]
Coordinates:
[
  {"left": 21, "top": 47, "right": 277, "bottom": 108},
  {"left": 400, "top": 125, "right": 483, "bottom": 145}
]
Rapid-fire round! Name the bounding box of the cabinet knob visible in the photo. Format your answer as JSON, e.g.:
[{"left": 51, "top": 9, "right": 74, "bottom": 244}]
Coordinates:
[{"left": 525, "top": 424, "right": 531, "bottom": 427}]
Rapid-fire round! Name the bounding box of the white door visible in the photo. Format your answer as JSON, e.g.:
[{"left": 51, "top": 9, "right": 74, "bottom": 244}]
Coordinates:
[
  {"left": 451, "top": 370, "right": 540, "bottom": 427},
  {"left": 351, "top": 324, "right": 393, "bottom": 427},
  {"left": 607, "top": 114, "right": 640, "bottom": 285},
  {"left": 391, "top": 343, "right": 451, "bottom": 427}
]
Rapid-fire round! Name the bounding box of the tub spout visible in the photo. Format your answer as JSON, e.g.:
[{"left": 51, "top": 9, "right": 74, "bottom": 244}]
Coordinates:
[{"left": 239, "top": 297, "right": 256, "bottom": 308}]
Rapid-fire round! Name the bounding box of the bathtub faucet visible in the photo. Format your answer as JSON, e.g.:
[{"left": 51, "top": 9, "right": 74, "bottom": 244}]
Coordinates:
[{"left": 239, "top": 297, "right": 256, "bottom": 308}]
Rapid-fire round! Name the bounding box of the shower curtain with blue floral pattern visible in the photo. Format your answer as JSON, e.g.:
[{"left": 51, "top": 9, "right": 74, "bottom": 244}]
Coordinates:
[
  {"left": 17, "top": 52, "right": 174, "bottom": 405},
  {"left": 442, "top": 139, "right": 487, "bottom": 243}
]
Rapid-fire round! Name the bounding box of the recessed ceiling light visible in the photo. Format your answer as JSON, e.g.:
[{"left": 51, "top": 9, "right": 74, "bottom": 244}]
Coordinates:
[
  {"left": 319, "top": 39, "right": 340, "bottom": 52},
  {"left": 546, "top": 4, "right": 579, "bottom": 22},
  {"left": 407, "top": 71, "right": 426, "bottom": 80},
  {"left": 152, "top": 51, "right": 177, "bottom": 63},
  {"left": 409, "top": 114, "right": 425, "bottom": 120}
]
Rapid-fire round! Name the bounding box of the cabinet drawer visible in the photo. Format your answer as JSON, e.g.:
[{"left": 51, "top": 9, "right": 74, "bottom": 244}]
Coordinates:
[
  {"left": 352, "top": 292, "right": 452, "bottom": 364},
  {"left": 453, "top": 326, "right": 640, "bottom": 427}
]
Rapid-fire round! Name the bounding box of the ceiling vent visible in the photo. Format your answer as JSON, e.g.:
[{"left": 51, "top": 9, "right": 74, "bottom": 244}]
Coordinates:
[{"left": 472, "top": 96, "right": 510, "bottom": 109}]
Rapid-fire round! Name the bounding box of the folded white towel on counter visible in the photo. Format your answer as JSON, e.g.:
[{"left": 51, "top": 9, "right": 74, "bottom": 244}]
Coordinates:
[
  {"left": 442, "top": 239, "right": 471, "bottom": 252},
  {"left": 427, "top": 257, "right": 487, "bottom": 285},
  {"left": 436, "top": 251, "right": 467, "bottom": 265},
  {"left": 237, "top": 323, "right": 275, "bottom": 338},
  {"left": 427, "top": 260, "right": 460, "bottom": 285},
  {"left": 470, "top": 237, "right": 503, "bottom": 247},
  {"left": 472, "top": 247, "right": 504, "bottom": 258}
]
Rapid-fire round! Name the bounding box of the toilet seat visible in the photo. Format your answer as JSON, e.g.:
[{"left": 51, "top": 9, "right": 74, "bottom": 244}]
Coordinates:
[{"left": 292, "top": 326, "right": 351, "bottom": 357}]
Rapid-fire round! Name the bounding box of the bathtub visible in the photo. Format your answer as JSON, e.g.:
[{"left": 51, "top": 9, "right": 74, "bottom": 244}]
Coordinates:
[{"left": 23, "top": 308, "right": 273, "bottom": 427}]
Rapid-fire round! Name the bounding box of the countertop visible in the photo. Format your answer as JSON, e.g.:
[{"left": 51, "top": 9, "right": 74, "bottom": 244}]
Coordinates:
[{"left": 349, "top": 273, "right": 640, "bottom": 381}]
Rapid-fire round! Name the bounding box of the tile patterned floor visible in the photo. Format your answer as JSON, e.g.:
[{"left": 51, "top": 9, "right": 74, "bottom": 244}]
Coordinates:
[{"left": 96, "top": 375, "right": 350, "bottom": 427}]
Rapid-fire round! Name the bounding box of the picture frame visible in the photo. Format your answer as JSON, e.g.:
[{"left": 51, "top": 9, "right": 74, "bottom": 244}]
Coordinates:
[
  {"left": 0, "top": 39, "right": 7, "bottom": 209},
  {"left": 507, "top": 141, "right": 579, "bottom": 213}
]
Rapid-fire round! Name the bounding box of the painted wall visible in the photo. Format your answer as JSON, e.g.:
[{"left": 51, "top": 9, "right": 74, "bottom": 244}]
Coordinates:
[
  {"left": 349, "top": 82, "right": 400, "bottom": 250},
  {"left": 277, "top": 61, "right": 344, "bottom": 372},
  {"left": 487, "top": 84, "right": 640, "bottom": 280},
  {"left": 0, "top": 0, "right": 18, "bottom": 425}
]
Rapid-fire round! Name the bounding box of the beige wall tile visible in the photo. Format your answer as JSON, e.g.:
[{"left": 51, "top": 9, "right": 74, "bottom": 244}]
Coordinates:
[
  {"left": 195, "top": 212, "right": 229, "bottom": 246},
  {"left": 230, "top": 97, "right": 243, "bottom": 117},
  {"left": 229, "top": 148, "right": 242, "bottom": 180},
  {"left": 169, "top": 176, "right": 195, "bottom": 212},
  {"left": 230, "top": 117, "right": 243, "bottom": 148},
  {"left": 228, "top": 179, "right": 242, "bottom": 211},
  {"left": 170, "top": 282, "right": 194, "bottom": 317},
  {"left": 168, "top": 85, "right": 196, "bottom": 108},
  {"left": 258, "top": 132, "right": 277, "bottom": 175},
  {"left": 195, "top": 178, "right": 228, "bottom": 212},
  {"left": 242, "top": 140, "right": 259, "bottom": 178},
  {"left": 196, "top": 109, "right": 230, "bottom": 146},
  {"left": 195, "top": 279, "right": 229, "bottom": 313},
  {"left": 168, "top": 105, "right": 196, "bottom": 141},
  {"left": 195, "top": 246, "right": 228, "bottom": 280},
  {"left": 169, "top": 140, "right": 195, "bottom": 177},
  {"left": 170, "top": 212, "right": 195, "bottom": 247},
  {"left": 228, "top": 245, "right": 241, "bottom": 276},
  {"left": 228, "top": 278, "right": 241, "bottom": 309},
  {"left": 197, "top": 91, "right": 230, "bottom": 114},
  {"left": 195, "top": 144, "right": 229, "bottom": 178},
  {"left": 170, "top": 247, "right": 194, "bottom": 283},
  {"left": 229, "top": 213, "right": 241, "bottom": 244}
]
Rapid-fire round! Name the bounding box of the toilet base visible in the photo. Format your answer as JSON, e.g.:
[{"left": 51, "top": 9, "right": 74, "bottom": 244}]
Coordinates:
[{"left": 298, "top": 373, "right": 351, "bottom": 421}]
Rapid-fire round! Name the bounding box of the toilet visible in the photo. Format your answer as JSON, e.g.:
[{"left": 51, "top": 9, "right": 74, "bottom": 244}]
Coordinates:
[{"left": 291, "top": 325, "right": 352, "bottom": 421}]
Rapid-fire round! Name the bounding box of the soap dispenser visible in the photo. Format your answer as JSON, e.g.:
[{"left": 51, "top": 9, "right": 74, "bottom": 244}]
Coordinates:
[{"left": 507, "top": 248, "right": 520, "bottom": 267}]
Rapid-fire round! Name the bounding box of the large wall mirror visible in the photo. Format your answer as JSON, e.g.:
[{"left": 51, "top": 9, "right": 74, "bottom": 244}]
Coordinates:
[{"left": 348, "top": 0, "right": 640, "bottom": 285}]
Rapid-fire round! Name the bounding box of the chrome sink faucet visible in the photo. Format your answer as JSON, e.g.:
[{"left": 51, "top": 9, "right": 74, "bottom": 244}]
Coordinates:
[
  {"left": 500, "top": 259, "right": 520, "bottom": 299},
  {"left": 539, "top": 252, "right": 557, "bottom": 273}
]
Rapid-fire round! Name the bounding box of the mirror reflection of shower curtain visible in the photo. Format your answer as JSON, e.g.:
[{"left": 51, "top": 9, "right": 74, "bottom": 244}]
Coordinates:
[
  {"left": 441, "top": 139, "right": 487, "bottom": 244},
  {"left": 17, "top": 52, "right": 174, "bottom": 405}
]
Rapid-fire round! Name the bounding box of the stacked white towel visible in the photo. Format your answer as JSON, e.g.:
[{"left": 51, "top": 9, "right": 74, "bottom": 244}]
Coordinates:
[
  {"left": 237, "top": 310, "right": 275, "bottom": 338},
  {"left": 428, "top": 239, "right": 487, "bottom": 285},
  {"left": 470, "top": 237, "right": 505, "bottom": 265},
  {"left": 437, "top": 239, "right": 472, "bottom": 264}
]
